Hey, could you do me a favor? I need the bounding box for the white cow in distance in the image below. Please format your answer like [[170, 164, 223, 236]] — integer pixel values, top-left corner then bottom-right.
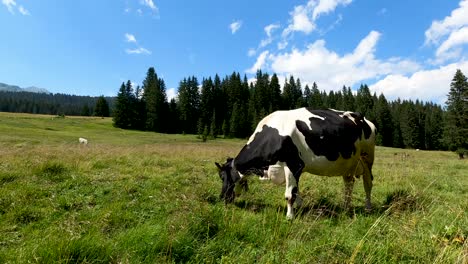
[[79, 137, 88, 145]]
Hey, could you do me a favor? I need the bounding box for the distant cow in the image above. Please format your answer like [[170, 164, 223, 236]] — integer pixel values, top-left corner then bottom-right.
[[78, 137, 88, 145], [215, 108, 377, 219]]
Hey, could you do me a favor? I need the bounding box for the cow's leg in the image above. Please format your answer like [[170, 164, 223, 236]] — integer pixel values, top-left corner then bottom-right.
[[284, 163, 303, 219], [362, 162, 373, 211], [259, 170, 270, 181], [342, 175, 355, 211], [284, 166, 297, 219]]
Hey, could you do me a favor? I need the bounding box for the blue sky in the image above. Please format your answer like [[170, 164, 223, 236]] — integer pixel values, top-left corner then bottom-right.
[[1, 0, 468, 104]]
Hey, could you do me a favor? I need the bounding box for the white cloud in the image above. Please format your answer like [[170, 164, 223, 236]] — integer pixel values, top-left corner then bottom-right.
[[167, 87, 177, 101], [436, 26, 468, 58], [2, 0, 16, 14], [230, 20, 242, 34], [247, 48, 256, 57], [125, 33, 137, 43], [281, 0, 352, 48], [278, 41, 288, 50], [283, 3, 316, 37], [260, 23, 280, 48], [425, 0, 468, 45], [265, 23, 280, 38], [246, 50, 270, 73], [141, 0, 157, 11], [377, 8, 387, 16], [312, 0, 352, 20], [124, 33, 151, 55], [125, 47, 151, 55], [370, 60, 468, 104], [2, 0, 29, 15], [18, 5, 29, 15], [424, 0, 468, 63], [249, 30, 420, 93]]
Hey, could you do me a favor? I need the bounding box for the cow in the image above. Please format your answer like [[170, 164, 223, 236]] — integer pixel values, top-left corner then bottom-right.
[[78, 137, 88, 145], [215, 108, 376, 219]]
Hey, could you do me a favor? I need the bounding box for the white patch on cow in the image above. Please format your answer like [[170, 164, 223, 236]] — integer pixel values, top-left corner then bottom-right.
[[339, 111, 358, 124], [247, 108, 325, 145]]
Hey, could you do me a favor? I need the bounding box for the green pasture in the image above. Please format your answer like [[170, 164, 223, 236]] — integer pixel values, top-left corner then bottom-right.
[[0, 112, 466, 263]]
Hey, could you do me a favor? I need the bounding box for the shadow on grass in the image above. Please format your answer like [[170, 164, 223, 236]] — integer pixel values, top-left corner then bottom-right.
[[204, 188, 423, 219], [234, 199, 268, 213]]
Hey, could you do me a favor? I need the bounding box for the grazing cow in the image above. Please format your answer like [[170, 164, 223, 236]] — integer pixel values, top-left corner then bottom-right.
[[215, 108, 376, 219], [78, 137, 88, 145]]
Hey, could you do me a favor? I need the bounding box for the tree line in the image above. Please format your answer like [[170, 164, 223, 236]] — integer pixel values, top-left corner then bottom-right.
[[113, 67, 468, 154], [0, 91, 112, 117]]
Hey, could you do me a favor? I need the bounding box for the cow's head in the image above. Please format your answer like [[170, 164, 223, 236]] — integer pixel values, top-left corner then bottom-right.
[[215, 158, 241, 203]]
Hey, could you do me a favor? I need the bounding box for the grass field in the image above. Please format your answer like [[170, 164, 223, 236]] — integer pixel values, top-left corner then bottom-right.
[[0, 112, 466, 263]]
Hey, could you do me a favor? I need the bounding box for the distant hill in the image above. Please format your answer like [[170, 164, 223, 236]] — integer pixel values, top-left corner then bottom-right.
[[0, 90, 115, 116], [0, 82, 50, 94]]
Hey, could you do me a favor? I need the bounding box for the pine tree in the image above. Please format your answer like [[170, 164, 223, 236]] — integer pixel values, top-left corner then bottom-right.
[[444, 69, 468, 158], [94, 95, 110, 117], [125, 80, 139, 129], [199, 77, 214, 135], [375, 94, 393, 146], [303, 84, 311, 107], [356, 84, 374, 119], [424, 103, 444, 150], [229, 102, 241, 137], [400, 101, 420, 148], [167, 98, 179, 134], [113, 82, 132, 128], [212, 74, 224, 136], [310, 82, 323, 109], [294, 78, 304, 108], [253, 70, 270, 117], [390, 99, 404, 148], [142, 67, 168, 133], [343, 86, 355, 111], [209, 110, 218, 138], [327, 90, 337, 109], [270, 73, 282, 111], [177, 76, 200, 134], [81, 104, 90, 116], [133, 85, 146, 130], [335, 89, 344, 110]]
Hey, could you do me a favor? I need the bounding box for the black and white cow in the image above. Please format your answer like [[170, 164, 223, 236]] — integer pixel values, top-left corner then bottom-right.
[[215, 108, 376, 219]]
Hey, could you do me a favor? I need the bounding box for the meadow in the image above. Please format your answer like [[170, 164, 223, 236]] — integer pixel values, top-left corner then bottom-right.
[[0, 112, 466, 263]]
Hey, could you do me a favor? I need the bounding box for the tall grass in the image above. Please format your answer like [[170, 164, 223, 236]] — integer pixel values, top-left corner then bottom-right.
[[0, 112, 466, 263]]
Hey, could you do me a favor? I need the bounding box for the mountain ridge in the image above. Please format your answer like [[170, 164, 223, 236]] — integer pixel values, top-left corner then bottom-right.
[[0, 82, 50, 94]]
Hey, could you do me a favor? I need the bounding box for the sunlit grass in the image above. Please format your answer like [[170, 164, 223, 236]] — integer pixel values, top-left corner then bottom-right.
[[0, 112, 466, 263]]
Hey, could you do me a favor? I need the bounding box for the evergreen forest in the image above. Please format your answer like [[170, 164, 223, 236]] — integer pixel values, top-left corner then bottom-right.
[[112, 67, 468, 154], [1, 67, 466, 155]]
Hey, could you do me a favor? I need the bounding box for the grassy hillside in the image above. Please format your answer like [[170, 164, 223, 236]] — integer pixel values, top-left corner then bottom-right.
[[0, 112, 466, 263]]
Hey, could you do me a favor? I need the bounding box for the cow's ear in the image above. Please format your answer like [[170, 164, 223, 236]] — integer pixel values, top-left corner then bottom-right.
[[215, 162, 222, 171]]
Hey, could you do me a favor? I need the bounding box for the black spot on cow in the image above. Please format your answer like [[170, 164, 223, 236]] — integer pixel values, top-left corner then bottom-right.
[[297, 109, 364, 161], [346, 111, 373, 139], [234, 125, 304, 177]]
